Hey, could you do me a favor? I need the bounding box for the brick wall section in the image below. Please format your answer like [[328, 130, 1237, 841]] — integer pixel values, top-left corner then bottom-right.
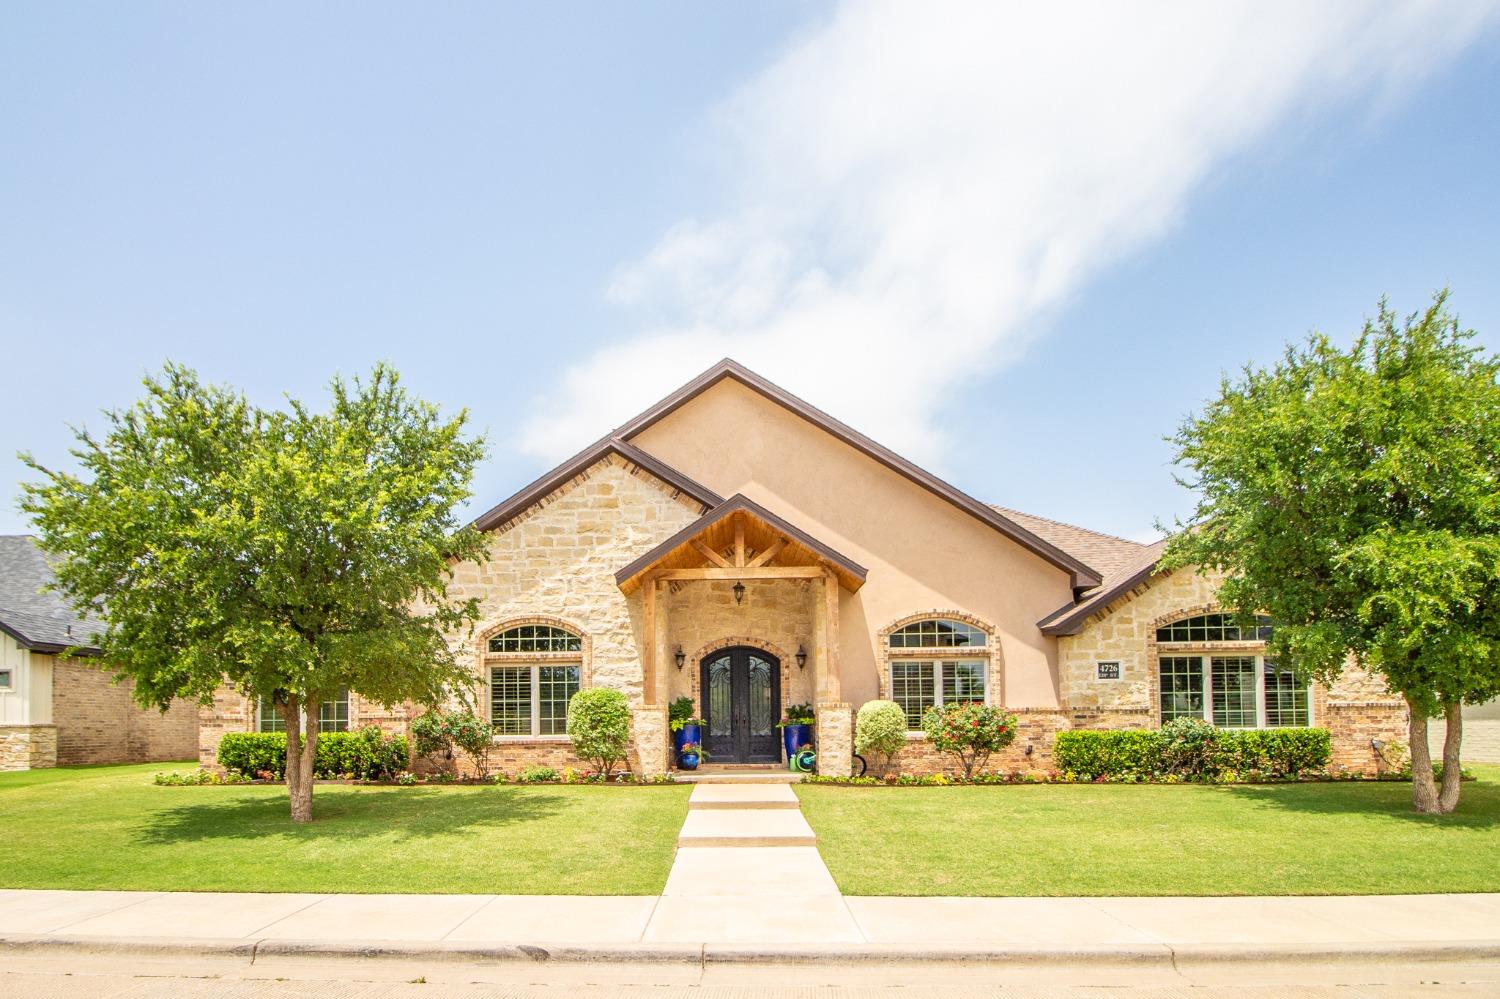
[[0, 724, 57, 771], [51, 658, 197, 766]]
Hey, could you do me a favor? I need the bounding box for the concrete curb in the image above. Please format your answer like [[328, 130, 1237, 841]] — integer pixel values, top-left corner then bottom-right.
[[3, 933, 1498, 968]]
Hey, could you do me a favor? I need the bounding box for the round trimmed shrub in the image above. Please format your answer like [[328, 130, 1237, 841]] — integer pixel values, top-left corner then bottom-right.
[[854, 699, 907, 775], [568, 688, 631, 777]]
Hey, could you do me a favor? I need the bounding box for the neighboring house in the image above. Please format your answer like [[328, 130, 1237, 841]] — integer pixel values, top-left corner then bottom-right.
[[199, 360, 1408, 776], [0, 536, 198, 771]]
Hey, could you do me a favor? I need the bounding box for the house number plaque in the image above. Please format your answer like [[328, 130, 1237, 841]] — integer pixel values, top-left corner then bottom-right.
[[1096, 661, 1121, 680]]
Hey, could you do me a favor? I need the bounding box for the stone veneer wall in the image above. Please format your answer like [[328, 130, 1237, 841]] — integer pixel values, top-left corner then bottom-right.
[[0, 724, 57, 771], [665, 578, 817, 719], [52, 658, 199, 766], [200, 453, 712, 775], [1055, 564, 1406, 773]]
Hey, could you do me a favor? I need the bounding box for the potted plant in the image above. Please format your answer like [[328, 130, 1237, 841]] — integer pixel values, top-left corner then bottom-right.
[[678, 741, 705, 771], [669, 695, 704, 763], [778, 703, 815, 765]]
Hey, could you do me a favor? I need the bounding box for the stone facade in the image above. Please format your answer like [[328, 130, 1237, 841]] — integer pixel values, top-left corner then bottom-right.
[[0, 724, 57, 771], [1055, 564, 1406, 774], [51, 659, 198, 766]]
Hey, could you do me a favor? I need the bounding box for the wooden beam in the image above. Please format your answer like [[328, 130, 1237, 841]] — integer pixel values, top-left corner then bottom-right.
[[691, 539, 733, 568], [734, 515, 746, 567], [642, 576, 657, 705], [745, 537, 787, 568], [656, 566, 826, 582], [654, 579, 670, 706]]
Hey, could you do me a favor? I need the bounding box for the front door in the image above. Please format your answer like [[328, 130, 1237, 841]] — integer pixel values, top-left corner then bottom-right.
[[700, 646, 781, 763]]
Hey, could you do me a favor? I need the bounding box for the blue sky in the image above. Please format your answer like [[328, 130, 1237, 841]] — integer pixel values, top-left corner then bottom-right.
[[3, 2, 1498, 541]]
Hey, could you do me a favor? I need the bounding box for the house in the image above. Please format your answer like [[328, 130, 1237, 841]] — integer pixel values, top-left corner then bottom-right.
[[198, 360, 1408, 776], [0, 535, 199, 771]]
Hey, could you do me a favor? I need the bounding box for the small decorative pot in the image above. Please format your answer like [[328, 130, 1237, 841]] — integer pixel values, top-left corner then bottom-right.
[[679, 752, 701, 771], [782, 724, 812, 765]]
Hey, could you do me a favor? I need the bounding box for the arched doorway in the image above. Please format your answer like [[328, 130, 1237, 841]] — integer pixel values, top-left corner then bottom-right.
[[700, 645, 781, 763]]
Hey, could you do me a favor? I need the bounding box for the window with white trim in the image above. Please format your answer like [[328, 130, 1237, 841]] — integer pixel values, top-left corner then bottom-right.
[[0, 668, 12, 690], [258, 688, 350, 733], [1157, 655, 1310, 728], [887, 618, 991, 729], [485, 624, 584, 737]]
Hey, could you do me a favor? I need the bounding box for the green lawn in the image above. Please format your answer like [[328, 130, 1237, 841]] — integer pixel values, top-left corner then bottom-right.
[[798, 765, 1500, 897], [0, 763, 691, 894]]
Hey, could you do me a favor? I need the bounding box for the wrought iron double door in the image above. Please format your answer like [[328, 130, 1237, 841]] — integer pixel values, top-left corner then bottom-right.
[[700, 646, 781, 763]]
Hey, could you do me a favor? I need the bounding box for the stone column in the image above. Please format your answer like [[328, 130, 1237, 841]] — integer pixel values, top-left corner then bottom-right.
[[631, 704, 669, 778], [0, 724, 57, 772], [814, 701, 853, 777]]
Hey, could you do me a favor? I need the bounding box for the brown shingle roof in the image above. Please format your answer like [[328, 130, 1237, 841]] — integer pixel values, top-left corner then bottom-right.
[[988, 506, 1149, 579], [1037, 538, 1169, 636]]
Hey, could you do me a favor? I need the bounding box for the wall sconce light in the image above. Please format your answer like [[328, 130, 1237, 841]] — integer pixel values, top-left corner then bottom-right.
[[674, 646, 686, 670], [732, 580, 746, 605], [795, 645, 807, 670]]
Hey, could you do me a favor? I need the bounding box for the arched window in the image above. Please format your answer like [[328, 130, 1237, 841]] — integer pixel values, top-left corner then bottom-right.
[[886, 617, 990, 729], [1155, 613, 1307, 729], [484, 623, 583, 736], [1155, 613, 1272, 643], [888, 618, 987, 649], [488, 624, 582, 654]]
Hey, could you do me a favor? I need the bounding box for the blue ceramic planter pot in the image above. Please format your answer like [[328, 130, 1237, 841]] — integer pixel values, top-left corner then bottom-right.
[[679, 753, 700, 770], [676, 724, 701, 752], [782, 724, 812, 764]]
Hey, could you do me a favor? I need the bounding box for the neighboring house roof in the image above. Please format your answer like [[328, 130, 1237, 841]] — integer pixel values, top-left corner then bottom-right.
[[0, 535, 104, 655], [1037, 539, 1169, 636], [614, 493, 869, 595], [609, 359, 1103, 588], [471, 437, 724, 533]]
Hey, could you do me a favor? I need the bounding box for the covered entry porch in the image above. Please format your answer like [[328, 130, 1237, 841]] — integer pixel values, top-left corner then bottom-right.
[[615, 494, 866, 772]]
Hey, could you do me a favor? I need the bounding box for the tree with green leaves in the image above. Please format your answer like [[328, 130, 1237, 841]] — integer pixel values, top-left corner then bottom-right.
[[21, 364, 488, 822], [1163, 293, 1500, 813]]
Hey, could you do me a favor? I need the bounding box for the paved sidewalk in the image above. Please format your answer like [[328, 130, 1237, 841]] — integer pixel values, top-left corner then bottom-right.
[[2, 888, 1497, 956]]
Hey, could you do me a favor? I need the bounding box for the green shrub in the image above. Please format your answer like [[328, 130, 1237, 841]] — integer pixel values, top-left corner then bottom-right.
[[1053, 729, 1163, 780], [217, 727, 408, 780], [854, 700, 907, 775], [921, 702, 1018, 779], [517, 765, 558, 783], [1224, 728, 1331, 778], [568, 688, 631, 777], [1158, 718, 1222, 779], [410, 710, 495, 777]]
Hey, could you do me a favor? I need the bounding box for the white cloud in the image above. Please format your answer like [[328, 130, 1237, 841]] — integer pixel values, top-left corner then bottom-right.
[[520, 0, 1497, 465]]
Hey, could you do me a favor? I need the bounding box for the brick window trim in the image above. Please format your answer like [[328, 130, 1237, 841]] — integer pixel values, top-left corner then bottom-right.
[[875, 609, 1002, 729]]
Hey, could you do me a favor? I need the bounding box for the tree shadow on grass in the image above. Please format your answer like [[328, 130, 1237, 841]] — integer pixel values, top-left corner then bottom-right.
[[1215, 776, 1500, 829], [133, 785, 571, 846]]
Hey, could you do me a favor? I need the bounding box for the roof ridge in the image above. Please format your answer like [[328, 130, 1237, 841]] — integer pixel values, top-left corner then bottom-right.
[[988, 505, 1144, 548]]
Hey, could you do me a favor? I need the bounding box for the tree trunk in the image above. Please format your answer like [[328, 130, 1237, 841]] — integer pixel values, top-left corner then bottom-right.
[[1437, 700, 1464, 814], [281, 695, 318, 824], [1406, 694, 1439, 814]]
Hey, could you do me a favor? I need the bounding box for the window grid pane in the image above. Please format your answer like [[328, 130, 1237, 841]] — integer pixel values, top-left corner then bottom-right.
[[538, 666, 579, 735], [889, 619, 987, 649], [892, 661, 935, 728], [1159, 656, 1204, 722], [1211, 656, 1258, 727], [319, 688, 350, 733], [258, 698, 285, 733], [1155, 613, 1273, 643], [0, 669, 12, 689], [491, 667, 533, 735], [942, 660, 986, 704], [488, 624, 582, 654], [1264, 662, 1310, 727]]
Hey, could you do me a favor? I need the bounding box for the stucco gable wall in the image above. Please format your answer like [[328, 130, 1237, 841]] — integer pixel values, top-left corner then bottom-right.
[[628, 379, 1076, 709]]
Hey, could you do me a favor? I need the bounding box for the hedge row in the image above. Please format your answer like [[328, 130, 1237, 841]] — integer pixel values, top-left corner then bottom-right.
[[217, 727, 409, 780], [1053, 725, 1331, 780]]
